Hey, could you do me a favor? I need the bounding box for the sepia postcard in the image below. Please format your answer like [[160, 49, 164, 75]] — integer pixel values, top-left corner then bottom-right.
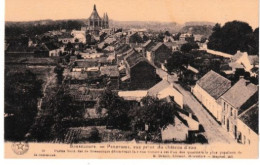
[[3, 0, 259, 159]]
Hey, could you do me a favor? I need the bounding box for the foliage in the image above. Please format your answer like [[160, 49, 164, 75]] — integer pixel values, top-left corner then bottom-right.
[[5, 70, 43, 141], [54, 65, 64, 84], [180, 42, 199, 52], [208, 21, 258, 55], [128, 96, 178, 132], [87, 127, 101, 142], [97, 89, 131, 130]]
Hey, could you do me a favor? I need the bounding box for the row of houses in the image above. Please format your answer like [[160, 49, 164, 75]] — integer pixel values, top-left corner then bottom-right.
[[118, 79, 201, 142], [192, 70, 258, 145]]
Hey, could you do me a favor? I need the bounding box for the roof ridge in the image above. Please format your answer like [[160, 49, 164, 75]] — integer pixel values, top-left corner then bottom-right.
[[238, 102, 258, 118]]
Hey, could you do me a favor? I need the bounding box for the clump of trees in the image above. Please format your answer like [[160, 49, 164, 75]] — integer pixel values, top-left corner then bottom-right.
[[97, 89, 130, 130], [208, 21, 259, 55], [5, 70, 43, 141], [128, 96, 178, 133], [180, 42, 199, 52]]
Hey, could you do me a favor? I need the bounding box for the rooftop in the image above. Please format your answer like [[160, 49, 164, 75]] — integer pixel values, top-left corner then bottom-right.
[[148, 80, 170, 97], [221, 78, 258, 111], [238, 103, 258, 134], [197, 70, 231, 100], [100, 65, 119, 77]]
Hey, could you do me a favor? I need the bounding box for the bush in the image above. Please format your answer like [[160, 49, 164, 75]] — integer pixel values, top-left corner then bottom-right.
[[88, 127, 101, 142]]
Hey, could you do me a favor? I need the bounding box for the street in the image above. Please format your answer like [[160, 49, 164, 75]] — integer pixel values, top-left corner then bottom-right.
[[157, 68, 236, 144]]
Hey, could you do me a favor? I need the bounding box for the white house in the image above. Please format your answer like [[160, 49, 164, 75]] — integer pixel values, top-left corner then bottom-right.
[[118, 90, 148, 101], [71, 30, 86, 43], [192, 70, 231, 122], [230, 50, 259, 76], [148, 80, 183, 109], [161, 115, 189, 142]]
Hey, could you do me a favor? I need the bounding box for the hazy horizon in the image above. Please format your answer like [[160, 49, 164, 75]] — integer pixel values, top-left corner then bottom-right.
[[5, 0, 259, 28]]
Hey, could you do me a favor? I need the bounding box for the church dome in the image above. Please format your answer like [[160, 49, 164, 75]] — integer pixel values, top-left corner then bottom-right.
[[89, 5, 101, 20]]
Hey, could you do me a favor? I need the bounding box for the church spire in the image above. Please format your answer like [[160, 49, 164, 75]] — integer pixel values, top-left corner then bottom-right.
[[93, 4, 96, 11]]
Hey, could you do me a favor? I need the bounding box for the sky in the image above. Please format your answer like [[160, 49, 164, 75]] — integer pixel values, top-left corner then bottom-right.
[[5, 0, 259, 28]]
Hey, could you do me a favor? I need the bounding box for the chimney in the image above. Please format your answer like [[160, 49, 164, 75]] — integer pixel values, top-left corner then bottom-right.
[[245, 80, 250, 86], [189, 113, 192, 118]]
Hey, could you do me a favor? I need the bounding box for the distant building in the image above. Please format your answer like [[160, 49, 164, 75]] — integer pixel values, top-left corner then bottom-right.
[[229, 50, 259, 77], [220, 78, 258, 140], [122, 49, 158, 90], [58, 33, 75, 44], [100, 65, 120, 89], [71, 30, 86, 44], [148, 42, 171, 67], [192, 70, 232, 122], [87, 4, 109, 34]]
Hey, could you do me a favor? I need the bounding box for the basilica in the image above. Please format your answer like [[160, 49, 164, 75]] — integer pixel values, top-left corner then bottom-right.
[[87, 4, 109, 32]]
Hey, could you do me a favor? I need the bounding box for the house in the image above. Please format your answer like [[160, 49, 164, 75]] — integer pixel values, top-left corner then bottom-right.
[[148, 42, 171, 67], [147, 80, 183, 109], [71, 30, 86, 43], [122, 49, 158, 90], [58, 33, 75, 44], [72, 60, 99, 72], [192, 70, 231, 122], [35, 42, 63, 57], [229, 50, 259, 76], [126, 32, 143, 45], [118, 90, 148, 101], [194, 34, 203, 42], [161, 115, 189, 142], [142, 40, 156, 56], [237, 103, 258, 145], [163, 35, 175, 43], [100, 65, 120, 89], [220, 78, 258, 139]]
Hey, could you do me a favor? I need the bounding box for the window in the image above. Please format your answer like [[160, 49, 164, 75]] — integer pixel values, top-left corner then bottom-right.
[[230, 107, 233, 116], [224, 102, 226, 111], [244, 135, 246, 144]]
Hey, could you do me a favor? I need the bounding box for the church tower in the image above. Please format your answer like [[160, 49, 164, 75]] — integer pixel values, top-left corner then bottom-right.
[[87, 4, 109, 33]]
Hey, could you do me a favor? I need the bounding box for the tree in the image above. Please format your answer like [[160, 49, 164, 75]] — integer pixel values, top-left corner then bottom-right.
[[54, 65, 64, 84], [208, 21, 255, 54], [181, 42, 199, 52], [88, 127, 101, 142], [97, 89, 130, 130], [5, 70, 43, 141], [128, 96, 178, 132]]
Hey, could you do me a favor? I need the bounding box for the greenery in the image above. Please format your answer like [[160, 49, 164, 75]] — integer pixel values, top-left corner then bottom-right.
[[97, 89, 130, 130], [180, 42, 199, 52], [208, 21, 259, 55], [5, 70, 43, 141], [128, 96, 178, 132]]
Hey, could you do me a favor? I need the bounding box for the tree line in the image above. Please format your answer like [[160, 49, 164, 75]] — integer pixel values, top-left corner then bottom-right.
[[207, 21, 259, 55]]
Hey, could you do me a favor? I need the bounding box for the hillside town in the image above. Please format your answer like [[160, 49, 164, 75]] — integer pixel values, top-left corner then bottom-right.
[[5, 5, 259, 145]]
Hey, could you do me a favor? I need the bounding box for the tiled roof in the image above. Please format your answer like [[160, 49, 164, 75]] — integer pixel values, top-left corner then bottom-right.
[[221, 78, 258, 110], [124, 49, 147, 68], [197, 70, 231, 99], [151, 42, 163, 52], [238, 103, 258, 134], [100, 65, 119, 77], [74, 60, 98, 68], [148, 80, 170, 97]]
